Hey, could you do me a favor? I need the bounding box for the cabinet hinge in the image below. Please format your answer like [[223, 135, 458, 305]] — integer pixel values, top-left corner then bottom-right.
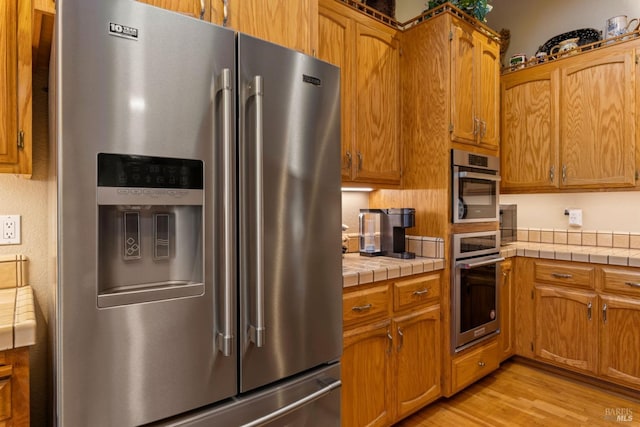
[[636, 170, 639, 181], [449, 123, 454, 132], [449, 30, 453, 41], [530, 342, 534, 352], [636, 55, 639, 65], [531, 290, 534, 300], [17, 130, 24, 150]]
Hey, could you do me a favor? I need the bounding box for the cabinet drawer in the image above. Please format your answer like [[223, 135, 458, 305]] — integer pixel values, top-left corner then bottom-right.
[[452, 341, 499, 391], [343, 285, 389, 328], [535, 261, 595, 289], [393, 274, 440, 312], [602, 267, 640, 297]]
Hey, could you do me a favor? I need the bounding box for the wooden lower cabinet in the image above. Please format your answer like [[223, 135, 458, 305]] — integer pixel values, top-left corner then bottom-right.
[[534, 285, 598, 374], [342, 320, 393, 427], [451, 340, 499, 391], [599, 294, 640, 388], [515, 258, 640, 392], [0, 347, 30, 426], [341, 273, 442, 426], [393, 306, 440, 420]]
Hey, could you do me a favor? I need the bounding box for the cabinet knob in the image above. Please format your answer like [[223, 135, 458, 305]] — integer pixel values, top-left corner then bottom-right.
[[478, 361, 486, 367]]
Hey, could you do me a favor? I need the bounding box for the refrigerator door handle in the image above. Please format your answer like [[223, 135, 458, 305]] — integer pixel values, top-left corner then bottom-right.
[[239, 378, 341, 427], [216, 68, 234, 357], [248, 75, 266, 348]]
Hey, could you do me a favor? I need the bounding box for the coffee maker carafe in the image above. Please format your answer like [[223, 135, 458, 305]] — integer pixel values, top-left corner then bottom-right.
[[359, 208, 416, 259]]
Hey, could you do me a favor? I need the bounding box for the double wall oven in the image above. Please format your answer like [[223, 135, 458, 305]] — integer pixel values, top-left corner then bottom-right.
[[451, 150, 503, 352]]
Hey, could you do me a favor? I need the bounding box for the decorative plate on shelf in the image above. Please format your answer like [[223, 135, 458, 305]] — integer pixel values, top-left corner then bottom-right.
[[536, 28, 602, 55]]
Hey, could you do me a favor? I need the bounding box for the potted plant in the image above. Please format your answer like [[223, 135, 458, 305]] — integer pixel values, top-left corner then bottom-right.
[[425, 0, 493, 22]]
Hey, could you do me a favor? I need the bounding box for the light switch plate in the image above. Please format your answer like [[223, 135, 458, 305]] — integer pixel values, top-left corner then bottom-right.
[[0, 215, 21, 245]]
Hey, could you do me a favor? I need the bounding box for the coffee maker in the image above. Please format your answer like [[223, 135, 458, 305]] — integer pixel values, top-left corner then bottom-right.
[[359, 208, 416, 259]]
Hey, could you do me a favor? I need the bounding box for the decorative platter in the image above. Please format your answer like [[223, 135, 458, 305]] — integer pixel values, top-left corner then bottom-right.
[[536, 28, 602, 55]]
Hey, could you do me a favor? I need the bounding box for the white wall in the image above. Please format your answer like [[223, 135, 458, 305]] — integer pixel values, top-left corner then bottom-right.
[[0, 69, 50, 426], [342, 191, 369, 232], [488, 0, 640, 64], [395, 0, 427, 22]]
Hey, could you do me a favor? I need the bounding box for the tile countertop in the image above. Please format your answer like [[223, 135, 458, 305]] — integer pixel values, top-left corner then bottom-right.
[[501, 241, 640, 267], [342, 253, 445, 288], [0, 255, 36, 351]]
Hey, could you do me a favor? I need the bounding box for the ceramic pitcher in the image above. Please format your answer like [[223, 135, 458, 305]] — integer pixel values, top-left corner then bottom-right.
[[606, 15, 640, 39]]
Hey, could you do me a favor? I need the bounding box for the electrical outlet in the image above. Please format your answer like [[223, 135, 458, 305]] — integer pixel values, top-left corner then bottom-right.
[[0, 215, 21, 245]]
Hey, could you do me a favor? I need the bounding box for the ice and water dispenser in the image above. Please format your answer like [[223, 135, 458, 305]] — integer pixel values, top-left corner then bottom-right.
[[97, 153, 205, 307]]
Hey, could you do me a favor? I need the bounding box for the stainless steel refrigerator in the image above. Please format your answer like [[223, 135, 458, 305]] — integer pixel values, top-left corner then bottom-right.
[[50, 1, 342, 425]]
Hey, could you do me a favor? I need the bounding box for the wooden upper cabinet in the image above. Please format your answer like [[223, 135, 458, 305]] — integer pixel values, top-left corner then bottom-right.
[[560, 50, 636, 188], [501, 66, 559, 191], [450, 22, 476, 145], [501, 42, 638, 192], [138, 0, 211, 20], [534, 285, 598, 375], [450, 19, 500, 151], [0, 0, 31, 176], [353, 22, 400, 184], [318, 0, 400, 186], [318, 5, 352, 181], [211, 0, 317, 55]]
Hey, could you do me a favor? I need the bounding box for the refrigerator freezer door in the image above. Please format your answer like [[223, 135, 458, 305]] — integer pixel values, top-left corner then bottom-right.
[[238, 34, 343, 392], [154, 364, 341, 426], [55, 1, 236, 425]]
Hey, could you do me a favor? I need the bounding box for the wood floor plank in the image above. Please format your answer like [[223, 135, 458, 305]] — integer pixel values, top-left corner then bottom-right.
[[395, 360, 640, 426]]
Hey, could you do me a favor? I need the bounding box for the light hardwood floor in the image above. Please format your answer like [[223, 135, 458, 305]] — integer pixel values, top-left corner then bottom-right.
[[396, 359, 640, 426]]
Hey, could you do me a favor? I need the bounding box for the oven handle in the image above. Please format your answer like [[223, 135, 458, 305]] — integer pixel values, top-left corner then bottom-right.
[[457, 257, 505, 269], [457, 171, 502, 182]]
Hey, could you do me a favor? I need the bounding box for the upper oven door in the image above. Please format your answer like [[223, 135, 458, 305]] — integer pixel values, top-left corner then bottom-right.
[[453, 165, 500, 223]]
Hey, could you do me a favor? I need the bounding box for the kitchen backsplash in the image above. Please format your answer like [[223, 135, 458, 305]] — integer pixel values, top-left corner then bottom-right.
[[516, 228, 640, 249], [343, 234, 445, 258]]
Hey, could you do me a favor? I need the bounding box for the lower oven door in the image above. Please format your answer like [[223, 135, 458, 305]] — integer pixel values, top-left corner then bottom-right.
[[453, 255, 504, 351]]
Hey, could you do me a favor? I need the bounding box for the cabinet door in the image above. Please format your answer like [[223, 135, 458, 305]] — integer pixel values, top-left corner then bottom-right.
[[342, 320, 392, 427], [599, 294, 640, 388], [211, 0, 316, 55], [535, 285, 597, 374], [498, 259, 514, 361], [450, 21, 476, 145], [353, 22, 400, 185], [560, 51, 635, 188], [393, 305, 441, 420], [501, 67, 559, 191], [476, 34, 500, 150], [318, 5, 353, 181], [137, 0, 210, 20], [0, 0, 17, 167]]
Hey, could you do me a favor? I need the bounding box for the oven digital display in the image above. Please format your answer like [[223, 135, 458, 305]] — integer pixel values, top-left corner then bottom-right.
[[459, 235, 497, 254]]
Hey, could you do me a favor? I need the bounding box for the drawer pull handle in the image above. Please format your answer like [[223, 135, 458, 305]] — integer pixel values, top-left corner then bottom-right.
[[625, 281, 640, 288], [587, 301, 592, 320], [387, 330, 393, 355], [352, 304, 372, 312], [413, 288, 429, 296], [603, 303, 608, 323], [478, 361, 486, 367], [551, 272, 573, 279]]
